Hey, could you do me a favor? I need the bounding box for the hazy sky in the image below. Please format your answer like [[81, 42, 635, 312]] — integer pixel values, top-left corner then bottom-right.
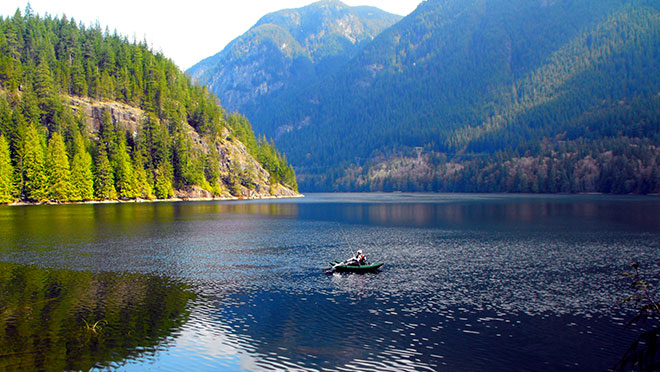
[[0, 1, 421, 70]]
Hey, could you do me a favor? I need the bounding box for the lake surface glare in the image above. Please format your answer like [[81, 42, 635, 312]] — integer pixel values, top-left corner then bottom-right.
[[0, 193, 659, 371]]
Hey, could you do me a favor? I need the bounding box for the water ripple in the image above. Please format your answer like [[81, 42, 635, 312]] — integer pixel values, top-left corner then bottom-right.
[[1, 195, 659, 371]]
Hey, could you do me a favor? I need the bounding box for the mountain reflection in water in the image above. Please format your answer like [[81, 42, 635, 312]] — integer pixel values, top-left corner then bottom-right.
[[0, 193, 658, 371]]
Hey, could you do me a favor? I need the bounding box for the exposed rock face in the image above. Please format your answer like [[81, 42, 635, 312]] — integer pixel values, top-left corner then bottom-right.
[[67, 96, 298, 199], [174, 185, 214, 199], [68, 96, 143, 136]]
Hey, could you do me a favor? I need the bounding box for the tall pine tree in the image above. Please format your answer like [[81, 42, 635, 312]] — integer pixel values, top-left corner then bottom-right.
[[93, 143, 116, 200], [153, 160, 173, 199], [34, 58, 56, 112], [46, 132, 72, 201], [132, 146, 153, 199], [0, 135, 15, 203], [113, 134, 135, 199], [22, 125, 48, 202], [69, 131, 94, 201]]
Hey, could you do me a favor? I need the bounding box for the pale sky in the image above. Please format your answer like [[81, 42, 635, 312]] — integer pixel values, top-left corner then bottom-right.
[[0, 0, 421, 70]]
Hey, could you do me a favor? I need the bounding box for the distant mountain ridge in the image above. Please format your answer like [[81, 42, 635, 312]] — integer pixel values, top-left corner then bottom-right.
[[187, 0, 401, 114], [191, 0, 660, 194]]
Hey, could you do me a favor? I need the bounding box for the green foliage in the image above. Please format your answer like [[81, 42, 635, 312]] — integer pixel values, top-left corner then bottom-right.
[[46, 132, 72, 201], [0, 8, 297, 203], [0, 135, 15, 203], [112, 135, 135, 199], [69, 131, 94, 201], [131, 147, 153, 199], [187, 0, 401, 114], [34, 58, 57, 117], [255, 137, 297, 192], [22, 125, 48, 201], [203, 146, 222, 194], [141, 113, 170, 171], [93, 144, 116, 200], [213, 0, 660, 193], [0, 262, 194, 371], [153, 160, 173, 199], [226, 164, 242, 197], [172, 124, 203, 187], [226, 113, 298, 191]]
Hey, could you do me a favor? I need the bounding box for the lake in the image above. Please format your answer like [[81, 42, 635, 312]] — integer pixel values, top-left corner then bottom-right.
[[0, 193, 658, 371]]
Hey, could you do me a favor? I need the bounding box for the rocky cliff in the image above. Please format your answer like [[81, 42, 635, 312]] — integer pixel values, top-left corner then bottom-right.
[[67, 96, 298, 199]]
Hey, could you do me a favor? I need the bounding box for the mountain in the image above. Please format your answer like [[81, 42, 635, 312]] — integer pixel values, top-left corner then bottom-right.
[[0, 8, 297, 204], [186, 0, 401, 123], [199, 0, 660, 194]]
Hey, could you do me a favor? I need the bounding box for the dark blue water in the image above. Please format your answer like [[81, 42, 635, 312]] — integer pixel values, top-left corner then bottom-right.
[[0, 193, 658, 371]]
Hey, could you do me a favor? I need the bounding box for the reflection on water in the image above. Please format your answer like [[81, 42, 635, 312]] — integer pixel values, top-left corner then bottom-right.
[[295, 193, 660, 231], [0, 262, 193, 371], [0, 194, 659, 371], [167, 289, 639, 372]]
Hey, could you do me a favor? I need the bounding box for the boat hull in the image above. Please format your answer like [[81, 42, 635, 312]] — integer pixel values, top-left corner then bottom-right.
[[329, 261, 383, 273]]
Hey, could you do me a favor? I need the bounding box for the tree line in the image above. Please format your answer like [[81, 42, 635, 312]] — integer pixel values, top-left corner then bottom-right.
[[0, 6, 296, 203], [242, 0, 660, 193], [300, 136, 660, 194]]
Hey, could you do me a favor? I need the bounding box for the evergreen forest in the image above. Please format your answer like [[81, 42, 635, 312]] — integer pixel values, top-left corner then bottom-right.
[[0, 6, 297, 204], [212, 0, 660, 194]]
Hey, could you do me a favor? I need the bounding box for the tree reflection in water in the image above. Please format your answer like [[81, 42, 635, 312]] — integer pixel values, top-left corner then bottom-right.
[[0, 262, 194, 371]]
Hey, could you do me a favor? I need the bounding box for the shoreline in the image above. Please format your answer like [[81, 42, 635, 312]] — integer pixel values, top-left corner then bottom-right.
[[5, 193, 304, 207]]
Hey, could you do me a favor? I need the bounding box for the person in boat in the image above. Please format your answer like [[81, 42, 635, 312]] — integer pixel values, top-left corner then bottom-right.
[[346, 249, 367, 266], [356, 249, 366, 264]]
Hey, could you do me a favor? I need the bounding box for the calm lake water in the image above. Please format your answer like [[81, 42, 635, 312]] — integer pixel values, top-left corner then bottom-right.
[[0, 193, 659, 371]]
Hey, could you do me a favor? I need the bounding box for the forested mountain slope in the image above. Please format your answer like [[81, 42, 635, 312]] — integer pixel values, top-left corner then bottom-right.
[[187, 0, 401, 125], [212, 0, 660, 193], [0, 7, 297, 204]]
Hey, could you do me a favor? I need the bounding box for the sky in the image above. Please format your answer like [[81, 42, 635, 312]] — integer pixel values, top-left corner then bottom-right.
[[0, 0, 421, 70]]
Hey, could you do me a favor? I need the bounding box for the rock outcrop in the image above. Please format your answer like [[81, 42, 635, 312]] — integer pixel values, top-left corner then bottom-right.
[[67, 96, 299, 200]]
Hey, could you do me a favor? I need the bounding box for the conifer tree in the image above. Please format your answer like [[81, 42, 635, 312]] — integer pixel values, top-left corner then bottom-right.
[[0, 96, 14, 141], [153, 160, 173, 199], [99, 110, 117, 158], [93, 143, 116, 200], [86, 62, 100, 99], [34, 58, 56, 110], [20, 81, 42, 125], [22, 125, 48, 201], [132, 147, 153, 199], [173, 126, 203, 187], [0, 135, 15, 203], [70, 56, 87, 96], [46, 132, 72, 201], [141, 113, 174, 198], [9, 110, 27, 193], [70, 131, 94, 201], [0, 10, 303, 201], [113, 134, 135, 198], [144, 113, 170, 168]]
